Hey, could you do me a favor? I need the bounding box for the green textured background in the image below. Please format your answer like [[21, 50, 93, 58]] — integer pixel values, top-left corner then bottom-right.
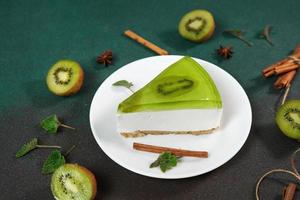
[[1, 0, 300, 199]]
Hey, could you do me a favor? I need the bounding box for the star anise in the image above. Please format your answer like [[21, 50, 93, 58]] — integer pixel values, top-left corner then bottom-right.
[[216, 45, 233, 59], [97, 50, 113, 66]]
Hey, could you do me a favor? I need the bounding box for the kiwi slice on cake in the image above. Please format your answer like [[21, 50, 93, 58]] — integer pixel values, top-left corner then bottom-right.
[[46, 60, 84, 96], [178, 9, 215, 43], [276, 100, 300, 139], [51, 164, 97, 200]]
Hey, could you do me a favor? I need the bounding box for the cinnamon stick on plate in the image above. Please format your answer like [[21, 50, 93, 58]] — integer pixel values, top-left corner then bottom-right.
[[133, 142, 208, 158]]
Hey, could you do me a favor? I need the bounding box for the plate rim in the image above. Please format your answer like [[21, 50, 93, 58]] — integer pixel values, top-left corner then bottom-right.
[[89, 55, 252, 179]]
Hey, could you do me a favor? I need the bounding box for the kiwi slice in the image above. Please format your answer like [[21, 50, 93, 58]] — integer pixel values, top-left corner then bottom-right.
[[46, 60, 84, 96], [51, 164, 97, 200], [276, 100, 300, 139], [178, 9, 215, 42], [155, 76, 195, 96]]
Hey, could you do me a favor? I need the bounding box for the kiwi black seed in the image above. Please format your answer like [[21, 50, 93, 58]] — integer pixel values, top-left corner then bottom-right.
[[51, 164, 97, 200], [156, 76, 194, 96], [46, 60, 84, 96], [178, 10, 215, 43], [275, 100, 300, 139]]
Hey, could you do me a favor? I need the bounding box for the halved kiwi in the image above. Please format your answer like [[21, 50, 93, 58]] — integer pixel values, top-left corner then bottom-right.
[[178, 9, 215, 43], [276, 100, 300, 139], [46, 60, 84, 96], [51, 163, 97, 200]]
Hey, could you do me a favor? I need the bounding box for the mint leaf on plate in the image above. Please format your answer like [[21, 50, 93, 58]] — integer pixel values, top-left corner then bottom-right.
[[150, 152, 179, 172], [112, 80, 134, 93]]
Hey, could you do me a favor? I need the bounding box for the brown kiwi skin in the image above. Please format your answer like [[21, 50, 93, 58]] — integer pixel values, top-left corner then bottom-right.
[[201, 19, 215, 42], [64, 67, 84, 96], [48, 66, 84, 97], [76, 164, 97, 200]]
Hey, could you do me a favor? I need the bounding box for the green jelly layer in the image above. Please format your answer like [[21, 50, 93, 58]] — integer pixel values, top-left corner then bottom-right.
[[118, 56, 222, 113]]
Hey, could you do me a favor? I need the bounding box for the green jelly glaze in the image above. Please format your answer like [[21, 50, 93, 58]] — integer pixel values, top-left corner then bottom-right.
[[118, 56, 222, 113]]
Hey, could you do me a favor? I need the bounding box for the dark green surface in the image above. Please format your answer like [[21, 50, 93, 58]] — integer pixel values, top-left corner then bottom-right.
[[1, 0, 300, 199]]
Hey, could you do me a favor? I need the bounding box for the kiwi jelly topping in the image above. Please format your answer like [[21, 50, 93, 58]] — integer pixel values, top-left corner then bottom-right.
[[118, 56, 222, 113]]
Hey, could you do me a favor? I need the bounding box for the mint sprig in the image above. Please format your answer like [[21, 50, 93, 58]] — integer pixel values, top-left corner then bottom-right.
[[112, 80, 134, 93], [150, 152, 180, 172], [16, 138, 38, 158], [42, 150, 66, 174], [41, 114, 75, 134], [15, 138, 61, 158], [259, 25, 273, 46], [223, 29, 253, 47]]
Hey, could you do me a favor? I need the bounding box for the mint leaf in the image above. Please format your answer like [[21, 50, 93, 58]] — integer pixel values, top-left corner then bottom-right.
[[15, 138, 61, 158], [150, 157, 161, 168], [113, 80, 133, 88], [149, 152, 179, 173], [41, 114, 74, 134], [41, 114, 60, 134], [112, 80, 134, 93], [16, 138, 38, 158], [259, 25, 273, 46], [42, 150, 65, 174]]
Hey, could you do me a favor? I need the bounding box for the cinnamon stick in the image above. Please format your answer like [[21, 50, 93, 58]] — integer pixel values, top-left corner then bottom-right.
[[262, 44, 300, 76], [282, 183, 297, 200], [133, 142, 208, 158], [263, 70, 275, 78], [274, 70, 297, 89], [275, 65, 299, 75], [124, 30, 168, 55], [294, 45, 300, 55], [274, 61, 297, 70], [262, 58, 290, 75]]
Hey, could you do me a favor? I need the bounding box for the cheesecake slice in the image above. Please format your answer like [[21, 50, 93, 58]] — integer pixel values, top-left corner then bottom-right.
[[117, 56, 222, 138]]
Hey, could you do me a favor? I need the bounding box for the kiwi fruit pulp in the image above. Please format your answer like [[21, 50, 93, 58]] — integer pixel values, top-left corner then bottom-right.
[[178, 9, 215, 43], [51, 164, 97, 200], [155, 76, 194, 96], [276, 100, 300, 139], [47, 60, 84, 96]]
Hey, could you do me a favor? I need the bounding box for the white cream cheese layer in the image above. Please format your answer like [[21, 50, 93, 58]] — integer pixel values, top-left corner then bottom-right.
[[117, 109, 223, 132]]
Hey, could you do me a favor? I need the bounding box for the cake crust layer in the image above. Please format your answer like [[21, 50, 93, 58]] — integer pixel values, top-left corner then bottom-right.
[[121, 127, 217, 138]]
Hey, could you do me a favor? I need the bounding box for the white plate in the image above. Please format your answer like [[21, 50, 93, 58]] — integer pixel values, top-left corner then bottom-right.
[[90, 55, 252, 179]]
